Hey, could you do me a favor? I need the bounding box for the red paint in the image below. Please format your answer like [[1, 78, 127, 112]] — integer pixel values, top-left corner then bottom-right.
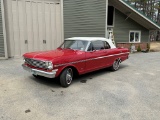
[[23, 47, 129, 77]]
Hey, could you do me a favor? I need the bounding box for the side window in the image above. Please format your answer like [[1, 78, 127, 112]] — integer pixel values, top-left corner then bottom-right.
[[104, 41, 111, 49], [87, 43, 93, 51], [92, 41, 104, 50]]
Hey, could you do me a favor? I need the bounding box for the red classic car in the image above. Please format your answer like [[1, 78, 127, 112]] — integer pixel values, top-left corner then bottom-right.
[[22, 37, 129, 87]]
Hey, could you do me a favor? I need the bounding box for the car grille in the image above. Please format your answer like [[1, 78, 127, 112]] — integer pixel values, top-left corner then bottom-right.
[[25, 58, 47, 69]]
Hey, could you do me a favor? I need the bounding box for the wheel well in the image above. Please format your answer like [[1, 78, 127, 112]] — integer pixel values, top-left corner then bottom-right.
[[62, 66, 79, 78]]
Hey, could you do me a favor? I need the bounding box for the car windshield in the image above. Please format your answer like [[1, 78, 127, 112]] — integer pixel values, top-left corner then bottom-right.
[[60, 40, 89, 51]]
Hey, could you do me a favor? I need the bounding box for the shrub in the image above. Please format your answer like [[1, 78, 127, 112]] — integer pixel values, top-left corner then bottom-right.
[[146, 43, 150, 51], [137, 45, 141, 52]]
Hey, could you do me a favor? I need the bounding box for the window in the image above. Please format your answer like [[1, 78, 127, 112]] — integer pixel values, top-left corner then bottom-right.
[[129, 31, 141, 43], [108, 6, 115, 26], [92, 41, 104, 50], [87, 41, 110, 51], [87, 43, 93, 51], [60, 40, 88, 51]]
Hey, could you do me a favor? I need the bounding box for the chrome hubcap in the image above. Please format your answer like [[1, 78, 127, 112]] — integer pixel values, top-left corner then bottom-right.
[[66, 68, 73, 84], [113, 60, 119, 70]]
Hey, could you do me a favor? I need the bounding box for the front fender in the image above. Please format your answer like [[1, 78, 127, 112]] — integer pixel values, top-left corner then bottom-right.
[[55, 64, 79, 77]]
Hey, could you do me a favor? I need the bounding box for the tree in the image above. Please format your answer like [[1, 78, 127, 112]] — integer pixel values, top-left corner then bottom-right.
[[126, 0, 160, 24]]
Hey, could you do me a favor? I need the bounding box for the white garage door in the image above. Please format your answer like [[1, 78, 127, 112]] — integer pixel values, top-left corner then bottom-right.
[[5, 0, 63, 57]]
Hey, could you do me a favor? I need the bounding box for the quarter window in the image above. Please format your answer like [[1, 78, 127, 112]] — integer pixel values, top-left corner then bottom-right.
[[129, 31, 141, 43]]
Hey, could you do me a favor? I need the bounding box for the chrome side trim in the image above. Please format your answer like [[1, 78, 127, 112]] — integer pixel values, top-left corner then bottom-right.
[[55, 52, 129, 67], [22, 64, 58, 78]]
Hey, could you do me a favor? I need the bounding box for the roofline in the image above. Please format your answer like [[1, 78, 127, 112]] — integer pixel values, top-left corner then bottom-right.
[[119, 0, 160, 30]]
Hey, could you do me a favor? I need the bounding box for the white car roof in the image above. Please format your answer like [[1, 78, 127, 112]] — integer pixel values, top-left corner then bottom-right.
[[65, 37, 116, 49], [66, 37, 108, 41]]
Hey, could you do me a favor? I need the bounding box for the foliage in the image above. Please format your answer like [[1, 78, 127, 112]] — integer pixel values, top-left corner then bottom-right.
[[126, 0, 160, 41], [127, 0, 160, 24], [147, 43, 150, 49], [137, 45, 141, 52]]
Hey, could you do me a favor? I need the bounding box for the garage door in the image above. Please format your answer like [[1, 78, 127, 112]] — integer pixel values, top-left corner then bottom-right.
[[5, 0, 63, 57]]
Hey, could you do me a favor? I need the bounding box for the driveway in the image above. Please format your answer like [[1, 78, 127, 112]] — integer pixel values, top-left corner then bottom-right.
[[0, 52, 160, 120]]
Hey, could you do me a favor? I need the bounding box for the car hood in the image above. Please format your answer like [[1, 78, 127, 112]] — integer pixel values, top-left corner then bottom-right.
[[23, 49, 77, 61]]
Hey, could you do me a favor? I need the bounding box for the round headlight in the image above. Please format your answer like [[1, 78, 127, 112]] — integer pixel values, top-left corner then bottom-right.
[[23, 57, 25, 62], [45, 61, 53, 70]]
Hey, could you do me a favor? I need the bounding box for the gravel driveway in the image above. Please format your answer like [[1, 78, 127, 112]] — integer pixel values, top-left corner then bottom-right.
[[0, 52, 160, 120]]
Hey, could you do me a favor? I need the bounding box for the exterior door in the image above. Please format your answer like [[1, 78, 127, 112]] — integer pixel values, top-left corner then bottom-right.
[[85, 41, 108, 72], [5, 0, 63, 57]]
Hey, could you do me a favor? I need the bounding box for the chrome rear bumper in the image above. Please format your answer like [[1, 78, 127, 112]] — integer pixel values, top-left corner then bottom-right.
[[22, 64, 58, 78]]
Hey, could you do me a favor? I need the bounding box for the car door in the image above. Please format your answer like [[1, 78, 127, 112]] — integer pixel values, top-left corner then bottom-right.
[[102, 41, 114, 67], [85, 40, 108, 72]]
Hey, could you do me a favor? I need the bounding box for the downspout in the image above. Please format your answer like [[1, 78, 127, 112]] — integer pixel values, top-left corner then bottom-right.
[[60, 0, 64, 41], [105, 0, 108, 38]]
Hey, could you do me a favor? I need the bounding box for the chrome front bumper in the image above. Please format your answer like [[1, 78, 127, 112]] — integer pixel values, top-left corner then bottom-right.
[[22, 64, 58, 78]]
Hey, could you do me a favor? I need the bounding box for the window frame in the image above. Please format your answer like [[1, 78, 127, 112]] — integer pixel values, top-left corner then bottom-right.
[[129, 30, 141, 43]]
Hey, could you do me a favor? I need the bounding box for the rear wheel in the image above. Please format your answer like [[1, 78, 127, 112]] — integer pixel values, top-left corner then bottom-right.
[[111, 60, 120, 71], [60, 68, 73, 87]]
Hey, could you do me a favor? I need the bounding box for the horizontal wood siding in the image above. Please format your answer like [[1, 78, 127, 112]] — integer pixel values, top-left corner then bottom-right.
[[63, 0, 106, 38], [114, 9, 149, 43], [0, 0, 5, 57]]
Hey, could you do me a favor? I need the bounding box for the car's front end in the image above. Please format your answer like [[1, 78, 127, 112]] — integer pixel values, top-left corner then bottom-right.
[[22, 55, 58, 78]]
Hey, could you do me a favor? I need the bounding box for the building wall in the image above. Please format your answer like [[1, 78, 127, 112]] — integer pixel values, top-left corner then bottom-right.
[[114, 9, 149, 43], [63, 0, 106, 39], [0, 0, 5, 58], [4, 0, 63, 58]]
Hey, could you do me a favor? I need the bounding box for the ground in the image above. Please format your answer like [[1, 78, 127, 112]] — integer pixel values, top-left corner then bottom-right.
[[0, 52, 160, 120]]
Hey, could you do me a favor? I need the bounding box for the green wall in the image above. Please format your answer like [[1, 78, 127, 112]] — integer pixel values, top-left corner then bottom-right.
[[114, 9, 149, 43], [63, 0, 106, 39]]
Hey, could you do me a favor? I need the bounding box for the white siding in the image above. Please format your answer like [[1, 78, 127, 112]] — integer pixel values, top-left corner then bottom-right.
[[4, 0, 63, 58]]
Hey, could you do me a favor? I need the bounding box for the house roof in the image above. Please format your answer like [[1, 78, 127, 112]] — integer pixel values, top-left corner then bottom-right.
[[109, 0, 160, 30]]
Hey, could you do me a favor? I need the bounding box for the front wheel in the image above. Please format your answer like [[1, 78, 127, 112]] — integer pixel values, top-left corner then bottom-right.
[[60, 68, 73, 87], [111, 60, 120, 71]]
